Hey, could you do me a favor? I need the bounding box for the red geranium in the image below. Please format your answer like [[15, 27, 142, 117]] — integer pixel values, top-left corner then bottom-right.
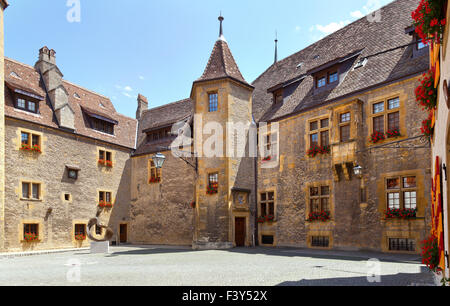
[[412, 0, 447, 44]]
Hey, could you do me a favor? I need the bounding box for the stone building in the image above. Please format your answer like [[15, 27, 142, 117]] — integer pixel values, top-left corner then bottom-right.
[[429, 0, 450, 277], [1, 45, 137, 252], [131, 0, 432, 253]]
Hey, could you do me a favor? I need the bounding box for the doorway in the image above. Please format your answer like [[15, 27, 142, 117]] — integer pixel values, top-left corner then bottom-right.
[[119, 224, 127, 244], [235, 217, 246, 247]]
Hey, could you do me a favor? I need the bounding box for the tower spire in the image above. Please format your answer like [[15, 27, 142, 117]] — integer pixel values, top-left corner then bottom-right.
[[218, 13, 225, 41], [274, 31, 278, 64]]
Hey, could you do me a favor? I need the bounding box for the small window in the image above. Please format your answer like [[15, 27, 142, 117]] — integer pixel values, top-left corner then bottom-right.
[[68, 169, 78, 180], [339, 112, 351, 142], [340, 113, 351, 123], [64, 194, 71, 201], [23, 224, 39, 240], [75, 224, 86, 236], [260, 191, 275, 217], [208, 93, 218, 112], [389, 238, 415, 252], [15, 97, 39, 114], [22, 182, 41, 200], [373, 102, 385, 114], [261, 235, 274, 245], [388, 97, 400, 110], [386, 176, 418, 211], [329, 71, 338, 83], [17, 98, 26, 109], [311, 236, 329, 248], [317, 77, 326, 88], [274, 91, 283, 105]]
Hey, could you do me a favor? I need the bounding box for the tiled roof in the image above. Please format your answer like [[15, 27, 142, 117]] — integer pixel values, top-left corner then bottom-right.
[[4, 58, 137, 149], [196, 38, 251, 87], [252, 0, 429, 123], [134, 98, 193, 156]]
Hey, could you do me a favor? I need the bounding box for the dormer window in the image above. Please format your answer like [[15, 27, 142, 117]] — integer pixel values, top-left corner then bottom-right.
[[10, 71, 21, 79], [73, 92, 81, 99], [15, 96, 39, 114], [317, 77, 326, 88], [329, 71, 338, 83], [274, 90, 283, 105], [82, 107, 117, 136]]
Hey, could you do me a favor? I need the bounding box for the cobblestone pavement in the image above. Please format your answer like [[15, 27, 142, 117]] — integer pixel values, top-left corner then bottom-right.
[[0, 245, 436, 286]]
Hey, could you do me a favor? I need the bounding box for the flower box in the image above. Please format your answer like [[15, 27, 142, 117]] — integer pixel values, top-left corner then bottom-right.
[[98, 201, 112, 208], [206, 183, 218, 195], [307, 145, 331, 158], [386, 129, 401, 138], [385, 208, 417, 219], [262, 156, 272, 162], [20, 144, 41, 153], [98, 159, 106, 165], [23, 233, 39, 242], [370, 131, 385, 144], [105, 160, 113, 167], [75, 234, 86, 241], [149, 176, 161, 184], [257, 217, 266, 224], [265, 215, 275, 222], [307, 211, 331, 222]]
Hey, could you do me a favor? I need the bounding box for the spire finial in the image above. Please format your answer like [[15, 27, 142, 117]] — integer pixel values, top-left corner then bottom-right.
[[218, 13, 224, 38], [274, 31, 278, 64]]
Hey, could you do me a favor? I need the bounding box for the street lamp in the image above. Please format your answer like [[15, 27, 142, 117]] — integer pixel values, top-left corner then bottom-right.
[[353, 165, 363, 177], [152, 153, 166, 169]]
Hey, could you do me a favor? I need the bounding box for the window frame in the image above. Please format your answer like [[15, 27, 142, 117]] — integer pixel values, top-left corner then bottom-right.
[[308, 117, 330, 149], [309, 185, 331, 214], [148, 159, 162, 183], [259, 191, 275, 218], [385, 176, 418, 211], [208, 92, 219, 113], [370, 96, 401, 137], [21, 181, 41, 200], [339, 112, 351, 143], [15, 95, 40, 114]]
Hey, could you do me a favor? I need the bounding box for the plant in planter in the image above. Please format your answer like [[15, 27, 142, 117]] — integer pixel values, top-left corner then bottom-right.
[[257, 217, 266, 224], [98, 200, 106, 208], [149, 176, 161, 184], [105, 160, 113, 167], [416, 69, 437, 111], [98, 159, 106, 165], [386, 129, 401, 138], [190, 201, 196, 209], [75, 234, 86, 241], [412, 0, 447, 44], [370, 131, 386, 144], [385, 208, 417, 219], [421, 111, 434, 138], [20, 143, 32, 151], [32, 144, 42, 153], [307, 211, 331, 222], [307, 144, 331, 158], [421, 235, 442, 272], [24, 233, 39, 242], [104, 202, 113, 208], [206, 183, 219, 195], [265, 215, 275, 222], [262, 156, 272, 162]]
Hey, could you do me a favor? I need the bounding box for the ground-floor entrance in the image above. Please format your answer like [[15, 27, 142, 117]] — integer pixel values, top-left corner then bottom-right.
[[235, 217, 246, 247]]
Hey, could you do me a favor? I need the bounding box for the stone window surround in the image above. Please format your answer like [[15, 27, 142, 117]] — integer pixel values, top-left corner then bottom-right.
[[20, 220, 43, 243], [20, 180, 43, 201], [262, 131, 278, 160], [368, 95, 402, 140], [258, 189, 277, 222], [385, 175, 418, 211], [339, 111, 351, 143], [307, 115, 330, 150], [97, 147, 114, 168], [18, 128, 43, 153], [208, 91, 219, 113], [305, 181, 334, 222], [98, 190, 114, 204], [307, 231, 333, 249], [148, 158, 162, 183], [72, 220, 88, 242]]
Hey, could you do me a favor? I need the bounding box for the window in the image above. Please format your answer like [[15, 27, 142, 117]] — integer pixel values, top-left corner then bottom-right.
[[15, 97, 39, 114], [23, 224, 39, 239], [98, 191, 112, 203], [386, 176, 417, 210], [317, 77, 326, 88], [329, 71, 338, 83], [260, 192, 275, 217], [68, 169, 78, 180], [311, 236, 329, 248], [91, 118, 114, 135], [310, 185, 330, 213], [389, 238, 416, 252], [263, 132, 278, 160], [99, 150, 112, 164], [20, 131, 41, 149], [339, 112, 351, 142], [274, 90, 283, 105], [64, 194, 71, 201], [371, 97, 400, 135], [208, 173, 218, 188], [261, 235, 274, 245], [148, 159, 162, 183], [309, 118, 330, 148], [75, 224, 86, 236], [208, 93, 218, 112], [21, 182, 41, 200]]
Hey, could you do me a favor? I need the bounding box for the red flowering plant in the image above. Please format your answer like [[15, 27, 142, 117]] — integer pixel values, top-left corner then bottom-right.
[[104, 202, 113, 208], [386, 129, 401, 138], [257, 216, 266, 224], [385, 208, 417, 219], [105, 160, 113, 167], [421, 111, 434, 138], [98, 200, 106, 208], [421, 235, 442, 272], [412, 0, 447, 44], [75, 234, 86, 241], [206, 183, 219, 195], [98, 159, 106, 165], [415, 69, 437, 111], [32, 144, 42, 153], [190, 201, 196, 209], [307, 211, 331, 222], [370, 131, 386, 144], [20, 143, 32, 151], [23, 233, 39, 242], [262, 156, 272, 162], [307, 144, 331, 158], [265, 215, 275, 222], [149, 176, 161, 184]]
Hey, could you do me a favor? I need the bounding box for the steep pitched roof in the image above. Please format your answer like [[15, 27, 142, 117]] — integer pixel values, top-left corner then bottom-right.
[[134, 98, 193, 156], [4, 58, 137, 149], [252, 0, 429, 123], [195, 38, 251, 87]]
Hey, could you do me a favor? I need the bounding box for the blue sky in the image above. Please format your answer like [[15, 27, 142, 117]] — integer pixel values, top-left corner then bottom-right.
[[5, 0, 393, 118]]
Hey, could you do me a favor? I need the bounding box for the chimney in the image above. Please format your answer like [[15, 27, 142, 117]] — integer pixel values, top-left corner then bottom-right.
[[35, 47, 75, 130], [136, 94, 148, 120]]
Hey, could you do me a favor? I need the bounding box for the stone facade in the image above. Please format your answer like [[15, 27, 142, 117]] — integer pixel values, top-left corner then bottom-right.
[[0, 3, 6, 251]]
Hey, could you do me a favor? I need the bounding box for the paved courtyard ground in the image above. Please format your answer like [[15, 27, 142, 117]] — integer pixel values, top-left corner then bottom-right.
[[0, 245, 436, 286]]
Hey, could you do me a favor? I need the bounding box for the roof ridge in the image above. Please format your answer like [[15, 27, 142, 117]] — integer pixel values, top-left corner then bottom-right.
[[63, 79, 111, 100], [143, 98, 191, 114], [5, 57, 37, 71]]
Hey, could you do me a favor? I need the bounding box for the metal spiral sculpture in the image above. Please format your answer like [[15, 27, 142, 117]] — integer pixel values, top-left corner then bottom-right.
[[87, 215, 114, 242]]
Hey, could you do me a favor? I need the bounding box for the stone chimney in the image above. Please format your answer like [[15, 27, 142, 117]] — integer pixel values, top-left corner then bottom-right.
[[35, 47, 75, 130], [136, 94, 148, 120]]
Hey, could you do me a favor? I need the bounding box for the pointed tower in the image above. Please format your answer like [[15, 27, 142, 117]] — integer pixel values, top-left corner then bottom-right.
[[191, 15, 255, 250]]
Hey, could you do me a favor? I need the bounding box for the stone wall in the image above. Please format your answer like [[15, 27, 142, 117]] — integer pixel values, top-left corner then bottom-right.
[[0, 7, 4, 251], [129, 151, 195, 246], [3, 118, 132, 252]]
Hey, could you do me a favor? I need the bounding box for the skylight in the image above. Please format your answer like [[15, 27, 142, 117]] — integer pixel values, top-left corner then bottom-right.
[[353, 58, 368, 69], [73, 92, 81, 99], [10, 71, 21, 79]]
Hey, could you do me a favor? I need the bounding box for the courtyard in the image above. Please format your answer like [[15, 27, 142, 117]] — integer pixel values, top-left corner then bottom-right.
[[0, 246, 436, 286]]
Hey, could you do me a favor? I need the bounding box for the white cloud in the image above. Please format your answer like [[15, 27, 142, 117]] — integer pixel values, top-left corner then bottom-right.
[[313, 20, 350, 35], [122, 92, 136, 99], [139, 76, 145, 80], [350, 10, 365, 18], [124, 86, 133, 92]]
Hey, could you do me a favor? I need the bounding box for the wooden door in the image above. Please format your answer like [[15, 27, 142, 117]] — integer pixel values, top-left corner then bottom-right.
[[119, 224, 127, 243], [235, 218, 246, 247]]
